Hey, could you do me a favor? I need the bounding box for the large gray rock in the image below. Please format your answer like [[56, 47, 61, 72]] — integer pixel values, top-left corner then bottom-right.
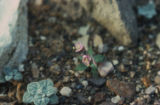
[[55, 0, 138, 45], [79, 0, 138, 45], [0, 0, 28, 70]]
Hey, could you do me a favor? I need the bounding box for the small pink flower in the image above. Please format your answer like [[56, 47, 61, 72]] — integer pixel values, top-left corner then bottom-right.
[[75, 42, 84, 52], [82, 55, 91, 67]]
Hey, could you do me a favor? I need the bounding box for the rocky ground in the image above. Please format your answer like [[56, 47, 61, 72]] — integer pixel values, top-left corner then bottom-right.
[[0, 0, 160, 105]]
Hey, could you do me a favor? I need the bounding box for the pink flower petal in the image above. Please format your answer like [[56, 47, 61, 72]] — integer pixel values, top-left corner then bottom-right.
[[75, 42, 84, 52], [82, 55, 91, 67]]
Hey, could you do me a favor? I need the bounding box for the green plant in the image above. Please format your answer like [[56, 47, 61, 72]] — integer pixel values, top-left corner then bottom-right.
[[23, 79, 58, 105], [4, 68, 22, 81], [0, 67, 23, 82], [74, 42, 105, 76]]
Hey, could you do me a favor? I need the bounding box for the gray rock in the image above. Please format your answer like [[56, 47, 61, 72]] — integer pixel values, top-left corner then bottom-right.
[[111, 95, 121, 104], [154, 75, 160, 84], [93, 35, 108, 53], [98, 61, 114, 77], [89, 78, 105, 87], [79, 0, 138, 45], [63, 76, 70, 83], [94, 92, 106, 103], [136, 84, 142, 92], [81, 80, 88, 88], [130, 71, 136, 78], [78, 25, 90, 36], [158, 71, 160, 75], [77, 93, 88, 104], [60, 87, 72, 97], [98, 44, 108, 53], [145, 85, 156, 95], [40, 36, 46, 41], [0, 0, 28, 70], [31, 63, 39, 78], [93, 35, 103, 48], [154, 100, 160, 105], [34, 0, 43, 6], [156, 33, 160, 49], [112, 60, 119, 65], [130, 95, 151, 105], [106, 79, 136, 98], [118, 46, 125, 51]]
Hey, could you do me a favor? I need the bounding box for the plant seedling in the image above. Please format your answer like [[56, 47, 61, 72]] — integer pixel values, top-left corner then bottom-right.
[[74, 42, 105, 77], [3, 67, 23, 81], [23, 79, 58, 105]]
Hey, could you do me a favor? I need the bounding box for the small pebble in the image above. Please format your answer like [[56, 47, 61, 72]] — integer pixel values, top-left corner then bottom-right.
[[158, 71, 160, 75], [118, 64, 127, 72], [77, 93, 88, 104], [31, 63, 39, 78], [88, 96, 92, 102], [35, 0, 43, 6], [112, 60, 119, 65], [69, 70, 75, 74], [93, 35, 103, 48], [107, 79, 136, 98], [74, 72, 79, 77], [76, 84, 83, 89], [111, 95, 121, 104], [118, 46, 124, 51], [60, 87, 72, 97], [154, 75, 160, 84], [98, 61, 114, 77], [81, 80, 88, 88], [130, 71, 135, 78], [136, 84, 142, 92], [48, 17, 56, 23], [40, 36, 46, 41], [145, 85, 156, 95], [73, 57, 78, 65], [98, 44, 108, 53], [39, 66, 44, 71], [63, 76, 70, 83], [156, 33, 160, 49], [89, 78, 105, 87], [154, 100, 160, 105], [71, 83, 76, 88], [94, 92, 105, 103]]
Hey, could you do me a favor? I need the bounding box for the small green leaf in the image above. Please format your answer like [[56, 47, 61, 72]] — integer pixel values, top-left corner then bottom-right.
[[90, 63, 96, 68], [78, 56, 82, 60], [39, 79, 53, 88], [5, 75, 13, 81], [90, 64, 98, 77], [46, 86, 57, 97], [75, 63, 87, 71], [46, 79, 54, 86], [23, 92, 33, 103], [88, 47, 94, 56], [27, 82, 38, 95], [49, 95, 59, 104], [93, 55, 105, 63], [14, 72, 23, 80], [34, 97, 49, 105]]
